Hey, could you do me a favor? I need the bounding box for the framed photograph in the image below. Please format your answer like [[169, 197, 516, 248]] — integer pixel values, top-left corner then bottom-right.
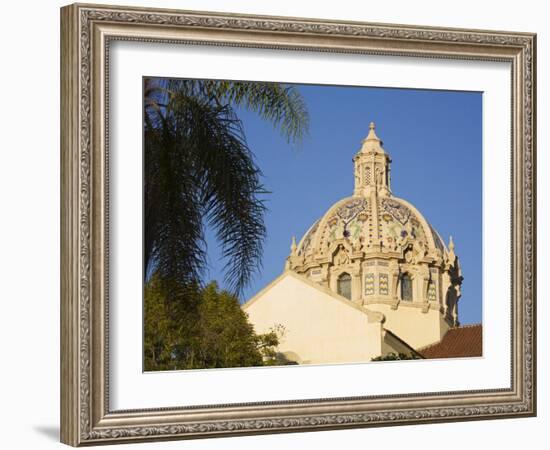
[[60, 3, 536, 446]]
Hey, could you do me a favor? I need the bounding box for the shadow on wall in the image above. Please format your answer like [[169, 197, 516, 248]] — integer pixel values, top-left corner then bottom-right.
[[274, 351, 300, 365], [33, 425, 59, 442]]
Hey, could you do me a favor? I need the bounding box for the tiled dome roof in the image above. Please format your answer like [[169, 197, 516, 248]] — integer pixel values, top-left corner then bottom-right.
[[297, 195, 447, 261]]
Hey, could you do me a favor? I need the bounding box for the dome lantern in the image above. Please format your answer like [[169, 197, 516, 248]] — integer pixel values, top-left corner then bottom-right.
[[353, 122, 392, 197]]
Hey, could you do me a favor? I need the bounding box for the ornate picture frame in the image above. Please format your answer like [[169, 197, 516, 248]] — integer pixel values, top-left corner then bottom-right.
[[60, 3, 536, 446]]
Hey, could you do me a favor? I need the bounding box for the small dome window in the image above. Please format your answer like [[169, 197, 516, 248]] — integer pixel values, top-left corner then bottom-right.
[[401, 273, 413, 302], [337, 272, 352, 300]]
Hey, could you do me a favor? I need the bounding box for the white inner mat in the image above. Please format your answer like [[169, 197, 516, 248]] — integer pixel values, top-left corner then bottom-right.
[[109, 41, 511, 411]]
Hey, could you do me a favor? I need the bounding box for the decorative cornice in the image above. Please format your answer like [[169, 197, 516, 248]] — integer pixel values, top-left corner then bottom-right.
[[364, 298, 439, 312]]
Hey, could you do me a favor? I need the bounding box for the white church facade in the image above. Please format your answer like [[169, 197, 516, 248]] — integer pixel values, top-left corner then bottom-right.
[[243, 123, 479, 364]]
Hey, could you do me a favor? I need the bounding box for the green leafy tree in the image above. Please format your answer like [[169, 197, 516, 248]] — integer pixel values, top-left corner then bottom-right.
[[254, 324, 295, 365], [143, 274, 200, 370], [144, 275, 280, 371], [192, 283, 264, 368], [144, 78, 309, 297]]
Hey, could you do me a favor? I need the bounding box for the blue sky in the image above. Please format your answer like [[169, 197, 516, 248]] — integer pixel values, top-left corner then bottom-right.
[[203, 84, 482, 325]]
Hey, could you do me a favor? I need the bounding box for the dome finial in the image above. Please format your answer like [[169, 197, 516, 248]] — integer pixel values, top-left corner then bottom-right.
[[290, 236, 297, 255], [365, 121, 381, 142], [449, 235, 455, 251]]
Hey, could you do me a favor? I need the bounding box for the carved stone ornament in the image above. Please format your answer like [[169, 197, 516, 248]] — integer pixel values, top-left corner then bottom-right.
[[60, 3, 536, 446]]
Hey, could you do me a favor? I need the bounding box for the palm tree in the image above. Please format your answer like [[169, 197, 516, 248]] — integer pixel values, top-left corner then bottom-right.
[[144, 78, 309, 299]]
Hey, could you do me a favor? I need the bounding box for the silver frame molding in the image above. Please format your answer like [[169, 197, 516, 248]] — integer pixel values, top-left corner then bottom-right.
[[60, 3, 536, 446]]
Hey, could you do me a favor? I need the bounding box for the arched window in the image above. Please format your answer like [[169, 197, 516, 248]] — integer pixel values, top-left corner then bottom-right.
[[401, 273, 413, 301], [337, 273, 352, 300]]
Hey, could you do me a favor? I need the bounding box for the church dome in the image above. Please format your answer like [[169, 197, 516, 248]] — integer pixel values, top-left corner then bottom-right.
[[285, 122, 462, 327], [293, 122, 447, 264]]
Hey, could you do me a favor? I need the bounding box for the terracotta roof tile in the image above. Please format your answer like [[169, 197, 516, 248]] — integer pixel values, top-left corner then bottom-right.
[[419, 324, 482, 359]]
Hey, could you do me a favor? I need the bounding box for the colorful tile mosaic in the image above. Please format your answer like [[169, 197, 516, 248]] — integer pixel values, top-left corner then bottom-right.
[[365, 273, 375, 296], [381, 198, 411, 225], [335, 198, 368, 222], [379, 273, 389, 295], [428, 281, 437, 301], [299, 220, 319, 256]]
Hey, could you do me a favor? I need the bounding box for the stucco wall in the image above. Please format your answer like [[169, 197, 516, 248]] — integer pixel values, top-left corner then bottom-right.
[[243, 272, 383, 364], [367, 303, 450, 349]]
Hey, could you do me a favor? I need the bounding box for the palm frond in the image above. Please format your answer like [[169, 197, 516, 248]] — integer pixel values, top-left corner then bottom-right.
[[166, 79, 310, 143], [144, 78, 309, 298], [146, 91, 267, 296]]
